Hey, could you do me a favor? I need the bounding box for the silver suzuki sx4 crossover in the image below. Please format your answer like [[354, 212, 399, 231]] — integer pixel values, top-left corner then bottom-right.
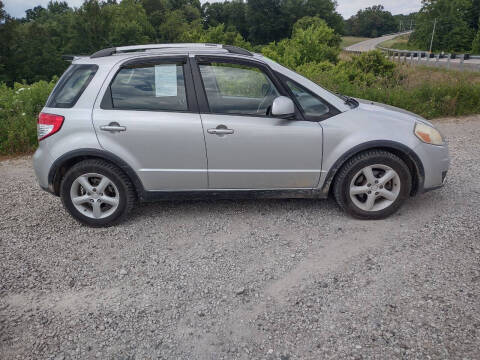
[[33, 44, 449, 226]]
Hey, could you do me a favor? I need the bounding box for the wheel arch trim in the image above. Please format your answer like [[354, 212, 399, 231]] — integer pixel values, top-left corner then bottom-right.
[[320, 140, 425, 197], [48, 148, 145, 199]]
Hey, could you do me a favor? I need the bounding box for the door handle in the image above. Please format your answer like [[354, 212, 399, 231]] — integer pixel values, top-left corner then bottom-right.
[[207, 125, 234, 135], [100, 122, 126, 132]]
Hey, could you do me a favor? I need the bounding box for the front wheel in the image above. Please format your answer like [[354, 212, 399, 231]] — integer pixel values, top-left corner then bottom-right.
[[333, 150, 412, 220], [60, 160, 135, 227]]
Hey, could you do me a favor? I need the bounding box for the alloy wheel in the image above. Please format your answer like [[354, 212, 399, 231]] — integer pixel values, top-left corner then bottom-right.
[[69, 173, 120, 219], [349, 164, 401, 212]]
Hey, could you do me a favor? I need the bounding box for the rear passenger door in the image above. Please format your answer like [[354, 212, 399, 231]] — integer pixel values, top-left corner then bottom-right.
[[92, 56, 208, 191]]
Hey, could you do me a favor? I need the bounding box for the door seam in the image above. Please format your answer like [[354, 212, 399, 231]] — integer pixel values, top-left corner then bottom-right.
[[188, 55, 210, 188]]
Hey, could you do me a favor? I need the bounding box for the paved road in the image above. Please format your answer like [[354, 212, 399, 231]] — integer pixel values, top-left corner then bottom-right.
[[345, 32, 480, 71], [1, 117, 480, 359], [344, 32, 412, 52]]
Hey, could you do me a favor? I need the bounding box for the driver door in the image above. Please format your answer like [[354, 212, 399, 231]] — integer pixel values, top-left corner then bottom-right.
[[194, 57, 323, 189]]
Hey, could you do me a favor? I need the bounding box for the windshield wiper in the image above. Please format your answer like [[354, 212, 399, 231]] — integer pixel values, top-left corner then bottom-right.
[[337, 93, 358, 108]]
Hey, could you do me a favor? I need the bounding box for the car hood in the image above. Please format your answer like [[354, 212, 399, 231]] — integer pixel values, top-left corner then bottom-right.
[[354, 98, 434, 127]]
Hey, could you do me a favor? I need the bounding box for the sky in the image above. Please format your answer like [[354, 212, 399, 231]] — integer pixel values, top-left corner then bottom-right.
[[3, 0, 422, 19]]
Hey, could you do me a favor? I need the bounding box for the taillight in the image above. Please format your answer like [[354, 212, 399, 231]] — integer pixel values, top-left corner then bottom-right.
[[37, 113, 64, 141]]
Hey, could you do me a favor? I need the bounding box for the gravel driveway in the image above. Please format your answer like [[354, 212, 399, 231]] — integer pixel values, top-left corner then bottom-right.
[[1, 116, 479, 360]]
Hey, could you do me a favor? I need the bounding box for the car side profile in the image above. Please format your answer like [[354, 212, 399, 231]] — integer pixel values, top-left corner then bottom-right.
[[33, 44, 450, 226]]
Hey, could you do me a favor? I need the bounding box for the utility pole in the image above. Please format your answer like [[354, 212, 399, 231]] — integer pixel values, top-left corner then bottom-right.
[[410, 19, 413, 30], [429, 18, 437, 53]]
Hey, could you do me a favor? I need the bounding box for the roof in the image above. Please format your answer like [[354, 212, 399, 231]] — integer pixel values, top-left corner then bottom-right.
[[70, 43, 263, 66]]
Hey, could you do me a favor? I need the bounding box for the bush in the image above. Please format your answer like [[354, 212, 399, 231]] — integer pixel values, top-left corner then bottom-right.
[[295, 51, 397, 92], [180, 24, 252, 50], [300, 56, 480, 119], [262, 17, 341, 68], [344, 51, 395, 77], [0, 80, 55, 155]]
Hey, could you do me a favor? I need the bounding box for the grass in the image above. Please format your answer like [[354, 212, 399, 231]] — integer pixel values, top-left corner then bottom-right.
[[312, 63, 480, 119], [341, 36, 371, 48], [379, 34, 420, 51]]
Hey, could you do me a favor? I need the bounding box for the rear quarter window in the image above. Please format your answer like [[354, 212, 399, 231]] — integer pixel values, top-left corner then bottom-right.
[[46, 64, 98, 108]]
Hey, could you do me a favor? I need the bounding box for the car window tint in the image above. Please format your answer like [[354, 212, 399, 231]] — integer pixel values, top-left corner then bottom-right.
[[46, 65, 98, 108], [286, 80, 329, 118], [110, 64, 187, 111], [199, 62, 279, 115]]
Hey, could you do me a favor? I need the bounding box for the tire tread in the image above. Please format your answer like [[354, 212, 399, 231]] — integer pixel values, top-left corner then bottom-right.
[[60, 159, 136, 227]]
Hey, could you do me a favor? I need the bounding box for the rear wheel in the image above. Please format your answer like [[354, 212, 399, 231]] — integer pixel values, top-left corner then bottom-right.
[[333, 150, 412, 219], [60, 160, 135, 227]]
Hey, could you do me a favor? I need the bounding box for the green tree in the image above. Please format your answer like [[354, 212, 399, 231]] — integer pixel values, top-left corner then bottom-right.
[[0, 0, 348, 84], [246, 0, 288, 44], [70, 0, 112, 54], [244, 0, 343, 44], [467, 0, 480, 31], [202, 1, 248, 39], [472, 24, 480, 53], [0, 0, 6, 22], [25, 6, 47, 21], [410, 0, 475, 52], [2, 2, 75, 83], [346, 5, 398, 38], [157, 9, 190, 42], [393, 12, 417, 32], [0, 0, 10, 83], [262, 17, 341, 68], [180, 23, 251, 48], [104, 0, 155, 46], [282, 0, 344, 35]]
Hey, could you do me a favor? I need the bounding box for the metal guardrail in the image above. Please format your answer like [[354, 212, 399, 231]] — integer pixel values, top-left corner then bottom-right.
[[375, 46, 480, 71], [342, 32, 480, 71]]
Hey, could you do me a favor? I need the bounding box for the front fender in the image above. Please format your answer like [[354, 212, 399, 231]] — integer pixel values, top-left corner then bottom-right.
[[318, 108, 425, 196]]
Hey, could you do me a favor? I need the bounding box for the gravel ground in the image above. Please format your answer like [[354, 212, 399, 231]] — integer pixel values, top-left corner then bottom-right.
[[1, 116, 479, 360]]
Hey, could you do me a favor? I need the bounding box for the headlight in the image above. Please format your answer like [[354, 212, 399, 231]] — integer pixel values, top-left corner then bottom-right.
[[414, 122, 444, 145]]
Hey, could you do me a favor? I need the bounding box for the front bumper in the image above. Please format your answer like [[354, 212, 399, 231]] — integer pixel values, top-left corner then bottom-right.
[[414, 141, 450, 193]]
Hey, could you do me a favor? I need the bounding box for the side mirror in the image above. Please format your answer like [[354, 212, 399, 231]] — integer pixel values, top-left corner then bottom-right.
[[271, 96, 295, 119]]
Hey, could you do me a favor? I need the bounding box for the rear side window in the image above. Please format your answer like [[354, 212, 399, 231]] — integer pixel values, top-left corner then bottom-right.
[[46, 65, 98, 108], [109, 64, 187, 111]]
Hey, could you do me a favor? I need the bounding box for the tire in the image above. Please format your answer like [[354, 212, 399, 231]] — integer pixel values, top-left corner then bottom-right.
[[333, 150, 412, 220], [60, 159, 136, 227]]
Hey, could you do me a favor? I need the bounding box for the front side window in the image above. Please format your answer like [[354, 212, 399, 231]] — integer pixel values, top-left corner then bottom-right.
[[110, 63, 187, 111], [286, 80, 330, 118], [47, 65, 98, 108], [199, 62, 280, 116]]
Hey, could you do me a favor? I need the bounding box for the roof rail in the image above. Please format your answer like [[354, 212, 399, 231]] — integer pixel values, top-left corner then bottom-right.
[[90, 43, 253, 58], [62, 54, 88, 62], [222, 45, 253, 56], [90, 47, 116, 58]]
